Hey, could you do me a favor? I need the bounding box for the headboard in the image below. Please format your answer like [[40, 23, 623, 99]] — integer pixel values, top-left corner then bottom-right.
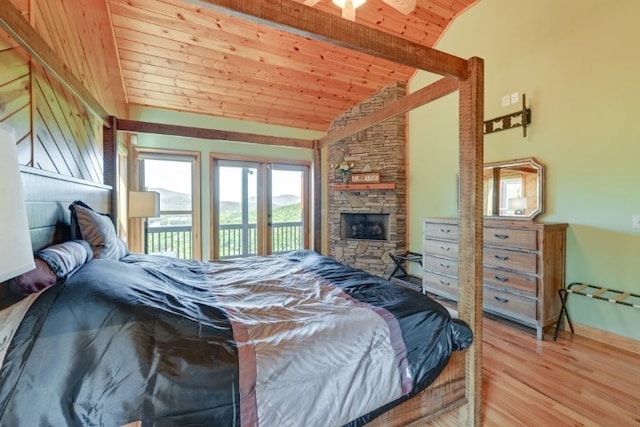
[[0, 167, 111, 305]]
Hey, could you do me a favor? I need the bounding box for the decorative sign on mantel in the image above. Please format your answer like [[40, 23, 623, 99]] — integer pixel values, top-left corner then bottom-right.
[[350, 172, 381, 184]]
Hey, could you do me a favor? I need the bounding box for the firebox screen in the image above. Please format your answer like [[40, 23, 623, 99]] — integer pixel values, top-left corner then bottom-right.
[[340, 213, 389, 241]]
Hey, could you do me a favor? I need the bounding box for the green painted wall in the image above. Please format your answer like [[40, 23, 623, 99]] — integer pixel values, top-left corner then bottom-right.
[[129, 106, 322, 260], [408, 0, 640, 340]]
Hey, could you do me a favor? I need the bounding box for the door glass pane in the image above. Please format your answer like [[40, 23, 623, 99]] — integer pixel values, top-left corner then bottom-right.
[[271, 168, 304, 253], [218, 165, 258, 258], [142, 159, 193, 259]]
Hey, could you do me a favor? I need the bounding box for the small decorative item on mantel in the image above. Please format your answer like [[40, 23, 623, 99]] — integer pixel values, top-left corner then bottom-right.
[[330, 160, 355, 183], [350, 172, 381, 184]]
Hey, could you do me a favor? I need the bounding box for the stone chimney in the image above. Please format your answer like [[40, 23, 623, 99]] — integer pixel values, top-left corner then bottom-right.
[[327, 82, 407, 277]]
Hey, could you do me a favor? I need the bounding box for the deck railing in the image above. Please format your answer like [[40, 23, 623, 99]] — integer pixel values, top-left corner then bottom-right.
[[146, 225, 192, 259], [219, 223, 257, 258], [147, 221, 303, 259], [271, 221, 304, 254]]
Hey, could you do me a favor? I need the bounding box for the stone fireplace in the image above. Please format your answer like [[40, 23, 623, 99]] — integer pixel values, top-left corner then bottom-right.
[[328, 83, 407, 277]]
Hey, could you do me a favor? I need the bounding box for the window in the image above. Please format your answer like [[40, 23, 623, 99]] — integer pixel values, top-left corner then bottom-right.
[[134, 149, 201, 259]]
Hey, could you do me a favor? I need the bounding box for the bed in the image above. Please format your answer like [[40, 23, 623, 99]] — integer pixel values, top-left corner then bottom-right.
[[1, 1, 485, 424], [1, 245, 471, 426]]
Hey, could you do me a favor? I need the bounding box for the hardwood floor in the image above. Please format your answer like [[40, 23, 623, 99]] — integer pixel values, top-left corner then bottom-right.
[[423, 316, 640, 426]]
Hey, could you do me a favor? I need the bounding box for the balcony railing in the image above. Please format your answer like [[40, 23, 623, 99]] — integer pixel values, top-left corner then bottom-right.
[[146, 221, 303, 260], [218, 221, 304, 259], [219, 223, 257, 258], [146, 225, 192, 259], [271, 221, 304, 254]]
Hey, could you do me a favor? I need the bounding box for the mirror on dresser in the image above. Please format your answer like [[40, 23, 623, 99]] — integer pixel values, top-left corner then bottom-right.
[[483, 157, 544, 220]]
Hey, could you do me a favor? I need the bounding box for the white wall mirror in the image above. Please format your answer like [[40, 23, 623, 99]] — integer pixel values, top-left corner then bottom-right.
[[483, 157, 544, 220]]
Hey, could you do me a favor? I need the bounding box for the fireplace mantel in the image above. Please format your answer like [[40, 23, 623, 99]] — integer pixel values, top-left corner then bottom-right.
[[330, 183, 396, 191]]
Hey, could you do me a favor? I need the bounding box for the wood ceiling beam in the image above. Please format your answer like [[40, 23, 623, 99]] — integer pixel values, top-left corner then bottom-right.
[[0, 0, 111, 126], [185, 0, 469, 80], [116, 119, 315, 149], [318, 77, 459, 147]]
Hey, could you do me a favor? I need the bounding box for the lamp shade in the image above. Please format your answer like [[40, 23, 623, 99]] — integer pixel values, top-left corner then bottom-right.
[[128, 191, 160, 218], [508, 197, 528, 212], [0, 124, 35, 282]]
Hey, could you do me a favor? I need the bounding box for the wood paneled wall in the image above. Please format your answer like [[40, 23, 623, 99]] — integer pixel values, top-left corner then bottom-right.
[[0, 1, 31, 165], [1, 0, 127, 185], [32, 0, 126, 119], [31, 62, 104, 182]]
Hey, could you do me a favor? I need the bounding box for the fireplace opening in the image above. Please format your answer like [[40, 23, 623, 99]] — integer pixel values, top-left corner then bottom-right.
[[341, 213, 389, 241]]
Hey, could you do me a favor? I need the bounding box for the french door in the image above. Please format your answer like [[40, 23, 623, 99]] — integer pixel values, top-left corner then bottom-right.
[[212, 159, 309, 259]]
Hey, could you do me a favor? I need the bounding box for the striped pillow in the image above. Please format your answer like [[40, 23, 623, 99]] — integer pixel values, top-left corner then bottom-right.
[[69, 201, 129, 260]]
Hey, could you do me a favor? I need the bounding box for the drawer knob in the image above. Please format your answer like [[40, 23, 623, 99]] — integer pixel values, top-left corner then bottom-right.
[[440, 246, 450, 251], [494, 233, 509, 239], [439, 280, 450, 286], [494, 275, 509, 282], [494, 254, 509, 261], [440, 263, 451, 268], [494, 296, 509, 303], [440, 228, 451, 233]]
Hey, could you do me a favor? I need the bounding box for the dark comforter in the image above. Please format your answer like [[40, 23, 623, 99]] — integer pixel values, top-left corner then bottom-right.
[[0, 250, 471, 426]]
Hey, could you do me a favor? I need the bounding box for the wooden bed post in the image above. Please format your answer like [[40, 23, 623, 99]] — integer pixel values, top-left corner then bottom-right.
[[457, 56, 484, 426], [103, 116, 118, 229], [312, 140, 322, 253]]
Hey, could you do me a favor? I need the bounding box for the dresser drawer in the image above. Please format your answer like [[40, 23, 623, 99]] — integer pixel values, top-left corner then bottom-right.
[[424, 239, 459, 259], [424, 222, 459, 241], [483, 267, 537, 296], [484, 227, 537, 250], [423, 256, 459, 277], [422, 271, 458, 298], [483, 247, 537, 274], [484, 287, 536, 320]]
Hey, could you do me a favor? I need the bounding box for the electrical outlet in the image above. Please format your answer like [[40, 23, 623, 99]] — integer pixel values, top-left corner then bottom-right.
[[501, 95, 510, 107], [633, 215, 640, 229], [510, 92, 519, 104]]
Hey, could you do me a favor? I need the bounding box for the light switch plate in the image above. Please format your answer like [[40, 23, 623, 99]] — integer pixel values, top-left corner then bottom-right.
[[633, 215, 640, 229]]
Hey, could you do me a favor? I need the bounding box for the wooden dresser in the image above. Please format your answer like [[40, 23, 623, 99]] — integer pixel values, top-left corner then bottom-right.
[[423, 217, 568, 339]]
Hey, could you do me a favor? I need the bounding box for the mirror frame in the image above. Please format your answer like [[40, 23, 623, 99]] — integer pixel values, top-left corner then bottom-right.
[[483, 157, 544, 220]]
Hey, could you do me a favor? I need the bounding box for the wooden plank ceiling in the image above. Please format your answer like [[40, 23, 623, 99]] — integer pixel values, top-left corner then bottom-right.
[[107, 0, 476, 131]]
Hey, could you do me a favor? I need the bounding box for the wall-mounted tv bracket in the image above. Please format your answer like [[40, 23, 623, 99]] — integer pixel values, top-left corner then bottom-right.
[[484, 93, 531, 137]]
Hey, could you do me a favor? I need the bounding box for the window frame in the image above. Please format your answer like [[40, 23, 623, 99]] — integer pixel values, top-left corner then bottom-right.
[[131, 147, 201, 259], [210, 153, 310, 259]]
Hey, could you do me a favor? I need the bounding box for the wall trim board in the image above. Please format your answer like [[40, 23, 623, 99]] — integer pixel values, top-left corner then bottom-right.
[[20, 165, 111, 191], [569, 322, 640, 356]]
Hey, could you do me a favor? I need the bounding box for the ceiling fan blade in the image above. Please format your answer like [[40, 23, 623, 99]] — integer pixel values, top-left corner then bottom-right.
[[381, 0, 416, 15], [302, 0, 322, 6]]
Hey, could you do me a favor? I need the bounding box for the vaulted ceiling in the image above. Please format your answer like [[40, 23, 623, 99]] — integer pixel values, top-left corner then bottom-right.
[[107, 0, 477, 131]]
